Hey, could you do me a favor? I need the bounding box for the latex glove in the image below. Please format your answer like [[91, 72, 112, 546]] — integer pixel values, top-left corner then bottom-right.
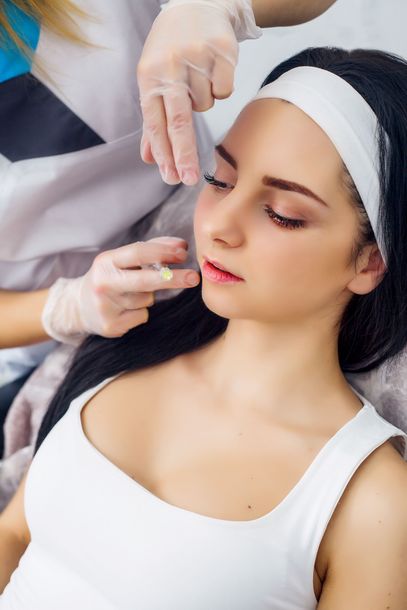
[[137, 0, 262, 186], [41, 237, 201, 345]]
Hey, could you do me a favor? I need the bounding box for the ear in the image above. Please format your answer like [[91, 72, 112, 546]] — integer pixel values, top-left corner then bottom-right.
[[347, 244, 386, 295]]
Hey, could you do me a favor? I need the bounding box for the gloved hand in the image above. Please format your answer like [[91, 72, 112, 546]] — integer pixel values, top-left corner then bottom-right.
[[137, 0, 262, 186], [41, 237, 201, 345]]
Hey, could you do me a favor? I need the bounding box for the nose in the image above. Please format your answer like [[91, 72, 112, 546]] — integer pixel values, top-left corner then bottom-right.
[[203, 190, 247, 248]]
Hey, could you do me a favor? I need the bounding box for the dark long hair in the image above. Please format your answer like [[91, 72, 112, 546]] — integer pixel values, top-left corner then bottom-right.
[[35, 47, 407, 451]]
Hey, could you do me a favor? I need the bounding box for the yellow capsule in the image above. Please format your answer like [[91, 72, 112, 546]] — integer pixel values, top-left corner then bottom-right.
[[159, 266, 173, 281], [151, 263, 173, 282]]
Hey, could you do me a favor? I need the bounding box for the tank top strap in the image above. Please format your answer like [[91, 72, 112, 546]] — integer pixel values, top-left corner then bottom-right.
[[279, 402, 407, 567], [70, 375, 122, 413]]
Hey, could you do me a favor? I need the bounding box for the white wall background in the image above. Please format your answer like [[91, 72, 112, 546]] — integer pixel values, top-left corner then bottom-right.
[[204, 0, 407, 141]]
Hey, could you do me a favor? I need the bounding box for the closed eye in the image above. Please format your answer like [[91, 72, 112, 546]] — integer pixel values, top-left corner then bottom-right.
[[203, 172, 306, 230]]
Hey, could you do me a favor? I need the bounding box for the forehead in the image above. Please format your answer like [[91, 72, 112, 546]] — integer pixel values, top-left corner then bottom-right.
[[223, 98, 344, 186]]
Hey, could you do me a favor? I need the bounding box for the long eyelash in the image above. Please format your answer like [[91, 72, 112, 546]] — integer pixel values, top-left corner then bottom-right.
[[203, 172, 305, 230], [263, 206, 305, 230], [203, 172, 231, 190]]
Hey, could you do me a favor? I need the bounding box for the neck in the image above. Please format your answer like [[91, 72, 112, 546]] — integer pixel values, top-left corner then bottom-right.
[[192, 317, 359, 422]]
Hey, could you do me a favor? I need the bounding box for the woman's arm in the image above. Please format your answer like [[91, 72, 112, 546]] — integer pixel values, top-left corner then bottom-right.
[[252, 0, 337, 27], [317, 443, 407, 609], [0, 290, 49, 348], [0, 474, 30, 592]]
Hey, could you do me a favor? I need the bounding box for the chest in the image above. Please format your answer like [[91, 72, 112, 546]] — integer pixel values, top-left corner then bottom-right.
[[83, 375, 328, 522], [81, 374, 334, 598]]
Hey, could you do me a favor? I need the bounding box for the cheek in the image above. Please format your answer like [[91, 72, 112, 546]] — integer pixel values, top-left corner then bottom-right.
[[248, 231, 302, 309], [249, 220, 357, 318]]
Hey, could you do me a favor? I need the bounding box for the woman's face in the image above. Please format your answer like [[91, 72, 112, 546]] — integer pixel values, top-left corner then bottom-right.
[[194, 98, 372, 326]]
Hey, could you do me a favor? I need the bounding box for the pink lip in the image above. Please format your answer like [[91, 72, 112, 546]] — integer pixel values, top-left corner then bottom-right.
[[202, 257, 244, 283], [204, 257, 243, 277]]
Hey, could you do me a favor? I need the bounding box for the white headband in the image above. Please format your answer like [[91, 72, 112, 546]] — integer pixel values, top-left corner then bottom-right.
[[251, 66, 387, 265]]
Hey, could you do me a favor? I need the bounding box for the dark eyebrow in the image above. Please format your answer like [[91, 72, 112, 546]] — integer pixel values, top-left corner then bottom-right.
[[215, 144, 329, 208]]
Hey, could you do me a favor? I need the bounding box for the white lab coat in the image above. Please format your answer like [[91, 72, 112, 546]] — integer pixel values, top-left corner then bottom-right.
[[0, 0, 214, 384]]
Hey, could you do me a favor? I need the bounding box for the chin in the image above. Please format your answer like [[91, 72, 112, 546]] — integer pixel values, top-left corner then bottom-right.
[[200, 282, 247, 320]]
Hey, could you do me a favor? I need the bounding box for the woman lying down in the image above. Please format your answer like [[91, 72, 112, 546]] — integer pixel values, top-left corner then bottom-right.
[[1, 46, 407, 610]]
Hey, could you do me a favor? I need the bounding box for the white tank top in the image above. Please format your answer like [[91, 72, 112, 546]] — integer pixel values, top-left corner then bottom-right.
[[1, 377, 406, 610]]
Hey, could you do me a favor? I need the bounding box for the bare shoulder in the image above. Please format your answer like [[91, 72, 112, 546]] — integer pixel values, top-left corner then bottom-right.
[[326, 439, 407, 548], [81, 355, 186, 440], [80, 364, 174, 472], [336, 439, 407, 519], [317, 440, 407, 609]]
